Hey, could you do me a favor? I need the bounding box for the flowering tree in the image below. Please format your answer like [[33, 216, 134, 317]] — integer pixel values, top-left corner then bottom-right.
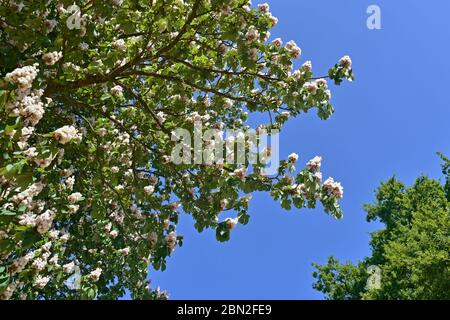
[[0, 0, 353, 300]]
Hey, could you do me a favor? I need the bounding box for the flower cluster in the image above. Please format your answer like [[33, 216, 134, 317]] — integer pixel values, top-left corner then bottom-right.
[[42, 51, 63, 66], [53, 125, 82, 144], [323, 177, 344, 199], [5, 64, 39, 90]]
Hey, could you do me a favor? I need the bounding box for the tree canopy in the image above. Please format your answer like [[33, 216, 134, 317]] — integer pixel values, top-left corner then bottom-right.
[[0, 1, 353, 299], [312, 154, 450, 300]]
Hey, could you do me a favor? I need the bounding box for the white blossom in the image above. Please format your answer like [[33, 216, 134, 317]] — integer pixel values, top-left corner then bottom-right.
[[223, 98, 234, 109], [272, 38, 283, 47], [54, 125, 82, 144], [285, 40, 301, 59], [112, 0, 124, 7], [323, 177, 344, 199], [34, 275, 50, 289], [18, 213, 37, 226], [302, 60, 312, 72], [68, 204, 79, 214], [339, 55, 352, 68], [66, 176, 75, 190], [225, 217, 238, 230], [220, 199, 229, 210], [110, 85, 123, 97], [113, 39, 127, 51], [68, 192, 83, 204], [89, 268, 102, 282], [288, 153, 299, 163], [144, 185, 155, 195], [79, 42, 89, 51], [63, 261, 76, 274], [303, 81, 318, 95], [245, 27, 260, 43], [42, 51, 63, 66], [118, 247, 130, 256], [36, 209, 56, 234], [166, 231, 177, 251], [5, 64, 38, 90], [31, 257, 47, 272], [307, 156, 322, 172]]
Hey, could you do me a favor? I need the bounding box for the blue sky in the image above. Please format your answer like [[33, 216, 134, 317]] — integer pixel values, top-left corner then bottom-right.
[[151, 0, 450, 299]]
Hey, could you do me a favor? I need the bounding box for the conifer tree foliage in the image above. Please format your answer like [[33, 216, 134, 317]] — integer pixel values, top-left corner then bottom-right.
[[313, 155, 450, 300], [0, 0, 353, 299]]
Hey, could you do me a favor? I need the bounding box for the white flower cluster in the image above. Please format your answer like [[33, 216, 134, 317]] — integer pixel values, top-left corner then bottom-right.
[[258, 3, 269, 12], [68, 192, 83, 204], [34, 275, 50, 289], [63, 261, 76, 274], [272, 38, 283, 47], [118, 247, 130, 256], [5, 64, 38, 90], [36, 209, 56, 234], [302, 60, 312, 72], [0, 282, 18, 300], [285, 40, 301, 59], [112, 0, 124, 6], [339, 55, 352, 68], [166, 231, 177, 251], [19, 210, 56, 234], [17, 89, 46, 126], [307, 156, 322, 172], [31, 257, 47, 272], [288, 153, 299, 163], [245, 27, 260, 43], [53, 125, 82, 144], [223, 98, 234, 109], [44, 19, 58, 34], [12, 182, 45, 207], [220, 198, 229, 210], [233, 167, 247, 181], [304, 81, 319, 95], [90, 268, 102, 282], [156, 111, 167, 123], [323, 177, 344, 199], [113, 39, 127, 52], [42, 51, 63, 66], [225, 217, 238, 230], [144, 185, 155, 195], [10, 252, 35, 274], [5, 65, 48, 126], [110, 85, 123, 97], [258, 3, 278, 26]]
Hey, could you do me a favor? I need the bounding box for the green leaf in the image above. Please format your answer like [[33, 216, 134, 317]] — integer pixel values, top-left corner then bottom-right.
[[216, 224, 230, 242], [0, 209, 16, 216], [0, 266, 10, 293]]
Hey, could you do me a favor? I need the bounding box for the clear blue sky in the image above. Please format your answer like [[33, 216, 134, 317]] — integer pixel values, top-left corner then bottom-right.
[[151, 0, 450, 299]]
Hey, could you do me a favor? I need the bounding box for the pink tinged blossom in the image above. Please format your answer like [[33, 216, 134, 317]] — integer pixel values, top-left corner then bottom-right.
[[34, 275, 50, 289], [54, 125, 82, 144], [68, 192, 83, 204], [90, 268, 102, 282], [42, 51, 62, 66], [225, 218, 238, 230], [339, 55, 352, 68], [285, 40, 301, 59], [307, 156, 322, 172], [288, 153, 299, 163]]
